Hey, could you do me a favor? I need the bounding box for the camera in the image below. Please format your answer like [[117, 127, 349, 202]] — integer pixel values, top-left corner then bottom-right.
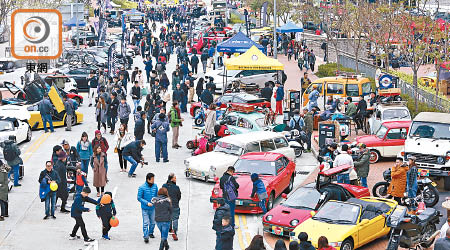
[[141, 161, 149, 165]]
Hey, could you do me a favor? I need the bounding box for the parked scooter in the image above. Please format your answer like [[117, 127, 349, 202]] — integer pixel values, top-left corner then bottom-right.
[[284, 129, 305, 157], [372, 168, 439, 207], [386, 196, 441, 250]]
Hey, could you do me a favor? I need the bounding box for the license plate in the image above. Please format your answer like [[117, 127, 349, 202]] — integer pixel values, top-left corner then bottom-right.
[[235, 200, 243, 205], [272, 226, 283, 235], [418, 169, 430, 177], [431, 182, 437, 187]]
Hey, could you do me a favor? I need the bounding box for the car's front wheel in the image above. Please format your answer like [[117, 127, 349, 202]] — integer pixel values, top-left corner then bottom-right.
[[25, 126, 32, 142], [369, 150, 380, 164], [65, 114, 77, 126], [341, 238, 354, 250]]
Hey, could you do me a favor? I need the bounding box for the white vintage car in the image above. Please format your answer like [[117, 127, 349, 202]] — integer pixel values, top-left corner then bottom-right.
[[184, 131, 296, 182], [368, 103, 411, 134], [0, 105, 32, 144]]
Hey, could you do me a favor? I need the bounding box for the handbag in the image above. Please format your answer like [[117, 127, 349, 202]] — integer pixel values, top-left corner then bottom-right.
[[141, 87, 148, 96]]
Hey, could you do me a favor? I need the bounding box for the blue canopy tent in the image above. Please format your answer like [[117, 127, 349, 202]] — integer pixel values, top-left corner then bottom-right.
[[216, 31, 264, 53], [276, 22, 303, 33], [64, 16, 86, 27]]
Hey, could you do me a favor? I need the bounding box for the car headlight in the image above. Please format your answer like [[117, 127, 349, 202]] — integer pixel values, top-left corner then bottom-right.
[[184, 160, 189, 167], [265, 215, 273, 221], [329, 242, 342, 248], [437, 156, 445, 164], [290, 219, 299, 227]]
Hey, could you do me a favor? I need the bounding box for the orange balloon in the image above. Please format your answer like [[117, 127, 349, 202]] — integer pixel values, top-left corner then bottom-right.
[[100, 194, 112, 204], [110, 216, 119, 227]]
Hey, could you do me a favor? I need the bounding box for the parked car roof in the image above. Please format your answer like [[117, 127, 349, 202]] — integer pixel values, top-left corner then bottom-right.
[[240, 152, 283, 161], [218, 131, 285, 147], [413, 112, 450, 124], [382, 121, 411, 129]]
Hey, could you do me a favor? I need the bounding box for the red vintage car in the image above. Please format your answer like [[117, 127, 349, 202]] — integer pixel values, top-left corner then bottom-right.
[[210, 152, 296, 214], [262, 164, 370, 237], [190, 93, 271, 117], [356, 120, 411, 163]]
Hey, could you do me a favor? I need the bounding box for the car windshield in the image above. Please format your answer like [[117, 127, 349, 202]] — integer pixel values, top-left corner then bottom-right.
[[376, 125, 388, 139], [215, 141, 243, 155], [281, 188, 321, 209], [0, 120, 13, 132], [233, 159, 276, 175], [255, 118, 268, 128], [312, 202, 360, 224], [409, 121, 450, 140], [383, 109, 411, 120]]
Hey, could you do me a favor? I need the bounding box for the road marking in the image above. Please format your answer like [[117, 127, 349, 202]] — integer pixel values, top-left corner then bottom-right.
[[23, 132, 51, 163], [245, 232, 251, 246], [235, 214, 240, 227], [22, 132, 45, 155], [112, 186, 118, 199], [242, 215, 248, 229], [236, 227, 245, 250]]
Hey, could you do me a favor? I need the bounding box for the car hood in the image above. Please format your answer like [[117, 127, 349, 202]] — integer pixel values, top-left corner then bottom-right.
[[186, 151, 239, 172], [293, 219, 354, 245], [265, 204, 313, 227], [0, 105, 31, 120], [233, 174, 275, 198], [356, 135, 381, 145]]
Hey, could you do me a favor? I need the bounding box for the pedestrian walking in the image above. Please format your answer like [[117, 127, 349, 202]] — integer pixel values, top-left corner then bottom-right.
[[200, 86, 214, 106], [187, 79, 195, 103], [162, 173, 181, 241], [1, 136, 22, 187], [96, 192, 117, 240], [0, 162, 10, 220], [131, 81, 142, 113], [123, 140, 146, 178], [388, 159, 408, 204], [63, 95, 75, 131], [54, 151, 70, 213], [309, 50, 316, 72], [196, 77, 204, 102], [171, 71, 181, 90], [152, 187, 172, 250], [169, 102, 183, 149], [151, 113, 170, 162], [275, 82, 284, 115], [76, 132, 93, 176], [219, 166, 239, 228], [107, 92, 119, 134], [190, 53, 199, 74], [201, 51, 208, 73], [114, 124, 133, 172], [353, 143, 370, 188], [38, 161, 60, 219], [96, 96, 107, 132], [298, 50, 304, 71], [213, 199, 230, 250], [75, 164, 88, 195], [134, 111, 147, 141], [250, 173, 268, 214], [145, 57, 153, 83], [118, 98, 132, 130], [333, 144, 354, 184], [406, 156, 418, 210], [88, 71, 98, 107], [90, 146, 107, 197], [220, 216, 235, 250], [205, 103, 216, 137], [303, 109, 313, 152], [69, 187, 98, 244], [38, 92, 54, 133], [137, 173, 158, 243]]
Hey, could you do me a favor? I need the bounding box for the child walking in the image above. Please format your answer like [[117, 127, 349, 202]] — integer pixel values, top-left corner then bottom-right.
[[75, 164, 88, 195], [69, 187, 98, 245], [96, 192, 117, 240]]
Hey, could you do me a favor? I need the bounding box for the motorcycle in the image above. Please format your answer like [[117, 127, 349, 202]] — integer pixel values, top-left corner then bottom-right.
[[284, 129, 305, 157], [372, 168, 439, 207], [386, 196, 441, 250]]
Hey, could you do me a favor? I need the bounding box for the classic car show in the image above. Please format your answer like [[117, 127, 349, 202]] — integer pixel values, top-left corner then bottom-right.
[[1, 0, 450, 249]]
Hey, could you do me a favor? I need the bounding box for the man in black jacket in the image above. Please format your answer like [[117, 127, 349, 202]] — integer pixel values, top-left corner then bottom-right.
[[162, 173, 181, 241], [260, 82, 273, 102], [219, 166, 239, 228], [107, 92, 119, 134], [190, 53, 199, 74], [134, 111, 146, 141], [200, 87, 213, 106], [38, 161, 61, 219], [123, 140, 146, 178], [220, 216, 235, 250], [355, 95, 367, 130], [212, 199, 230, 250], [172, 84, 184, 106], [131, 81, 141, 114]]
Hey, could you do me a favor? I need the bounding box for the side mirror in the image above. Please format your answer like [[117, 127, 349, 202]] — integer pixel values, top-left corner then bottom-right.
[[360, 219, 369, 225], [281, 193, 287, 199], [310, 211, 316, 217]]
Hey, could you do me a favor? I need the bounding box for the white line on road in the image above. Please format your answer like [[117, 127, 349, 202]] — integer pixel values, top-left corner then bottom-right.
[[112, 186, 118, 199]]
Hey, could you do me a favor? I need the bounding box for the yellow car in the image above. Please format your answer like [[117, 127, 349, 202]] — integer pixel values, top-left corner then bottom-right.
[[28, 86, 83, 130], [290, 197, 397, 250], [419, 72, 437, 88]]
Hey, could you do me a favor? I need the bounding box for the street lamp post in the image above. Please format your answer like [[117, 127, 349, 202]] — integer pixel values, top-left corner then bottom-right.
[[273, 0, 277, 59], [244, 9, 249, 37]]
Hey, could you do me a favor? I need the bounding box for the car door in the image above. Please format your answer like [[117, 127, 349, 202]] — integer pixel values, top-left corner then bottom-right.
[[382, 128, 407, 157], [273, 137, 295, 161], [244, 141, 261, 154], [260, 139, 276, 153], [358, 208, 387, 246], [274, 158, 289, 196], [16, 121, 28, 143]]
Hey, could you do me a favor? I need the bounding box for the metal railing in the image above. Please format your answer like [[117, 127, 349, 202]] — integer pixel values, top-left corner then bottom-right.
[[398, 79, 450, 113]]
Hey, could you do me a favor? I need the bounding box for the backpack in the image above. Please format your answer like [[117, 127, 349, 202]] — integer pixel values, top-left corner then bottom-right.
[[3, 143, 17, 162], [224, 176, 237, 201], [293, 117, 302, 131]]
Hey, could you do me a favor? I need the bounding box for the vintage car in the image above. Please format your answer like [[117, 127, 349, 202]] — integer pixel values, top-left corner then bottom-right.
[[0, 105, 32, 144], [290, 197, 397, 250], [184, 131, 295, 182], [356, 121, 411, 163], [263, 165, 370, 237], [210, 152, 296, 214], [419, 71, 437, 88], [26, 86, 83, 130], [190, 93, 270, 117], [367, 103, 411, 135]]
